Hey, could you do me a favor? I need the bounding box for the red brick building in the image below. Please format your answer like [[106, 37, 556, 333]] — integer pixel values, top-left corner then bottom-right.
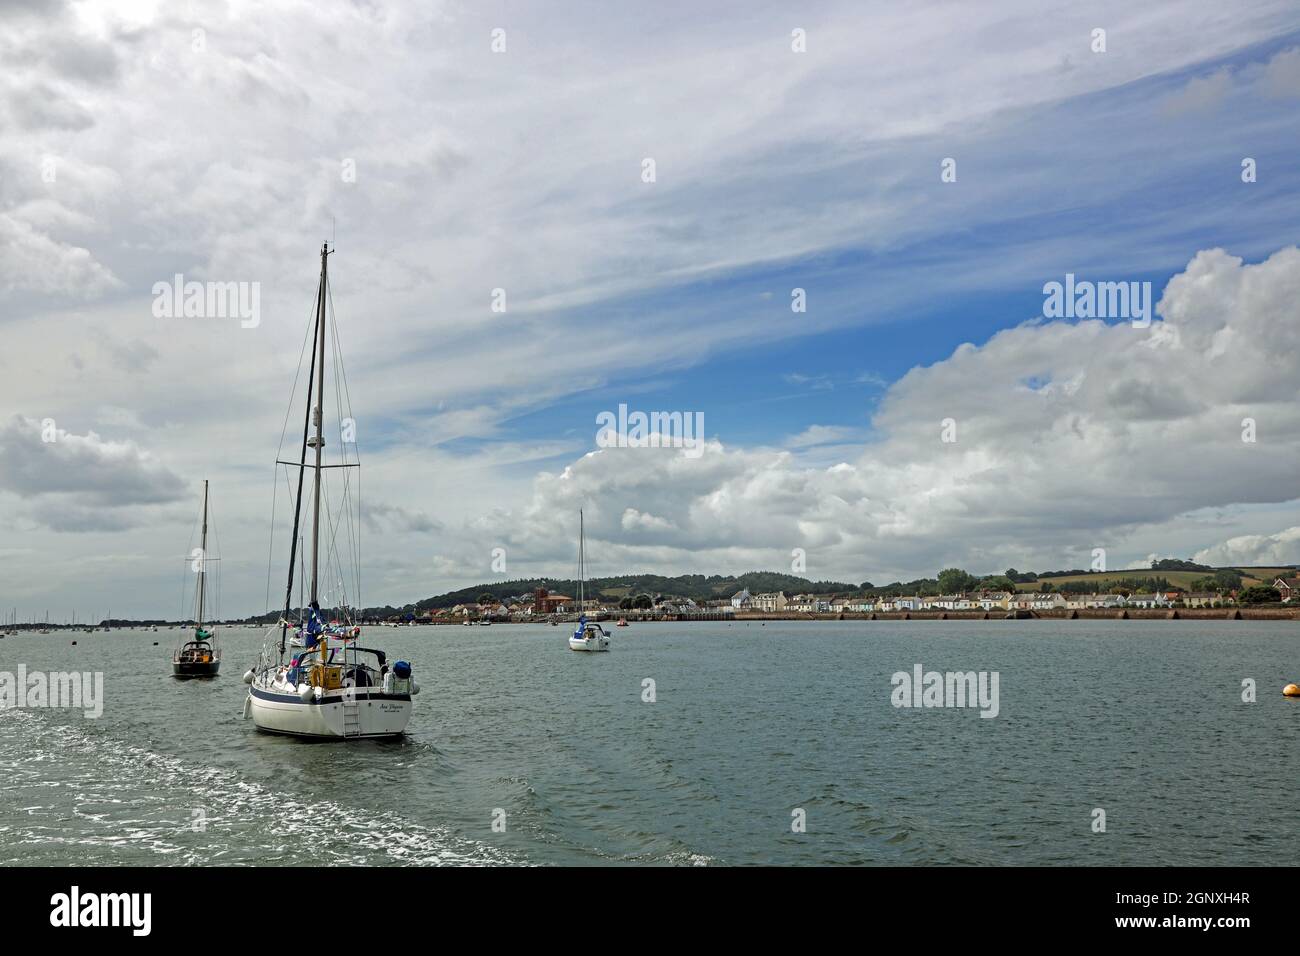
[[533, 587, 573, 614]]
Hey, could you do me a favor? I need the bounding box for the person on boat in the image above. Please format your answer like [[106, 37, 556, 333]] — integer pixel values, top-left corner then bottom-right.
[[303, 601, 324, 649]]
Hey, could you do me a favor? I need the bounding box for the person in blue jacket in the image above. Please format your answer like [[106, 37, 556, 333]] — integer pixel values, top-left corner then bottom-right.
[[304, 600, 324, 648]]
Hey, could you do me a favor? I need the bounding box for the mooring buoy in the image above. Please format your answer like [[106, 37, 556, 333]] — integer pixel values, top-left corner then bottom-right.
[[1283, 683, 1300, 698]]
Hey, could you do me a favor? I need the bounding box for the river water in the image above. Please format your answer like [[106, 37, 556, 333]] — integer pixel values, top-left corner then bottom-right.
[[1, 620, 1295, 865]]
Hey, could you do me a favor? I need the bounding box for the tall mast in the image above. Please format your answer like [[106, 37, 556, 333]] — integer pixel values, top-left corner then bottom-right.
[[309, 243, 327, 608], [277, 249, 325, 657], [310, 243, 329, 662], [197, 479, 208, 630], [579, 509, 585, 611]]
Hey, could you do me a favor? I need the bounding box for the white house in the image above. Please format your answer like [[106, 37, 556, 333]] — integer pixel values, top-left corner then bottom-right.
[[753, 591, 788, 612], [731, 589, 752, 609], [1125, 593, 1168, 608]]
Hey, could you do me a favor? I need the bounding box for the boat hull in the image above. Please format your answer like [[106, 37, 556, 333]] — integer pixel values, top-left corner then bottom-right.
[[247, 686, 411, 739], [172, 659, 220, 678], [568, 635, 609, 652]]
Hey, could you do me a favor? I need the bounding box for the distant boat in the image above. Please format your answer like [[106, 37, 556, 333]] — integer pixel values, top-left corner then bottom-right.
[[616, 618, 629, 627], [569, 510, 609, 652], [173, 480, 221, 678]]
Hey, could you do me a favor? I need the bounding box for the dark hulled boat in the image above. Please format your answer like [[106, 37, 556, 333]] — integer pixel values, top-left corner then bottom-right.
[[173, 480, 221, 678]]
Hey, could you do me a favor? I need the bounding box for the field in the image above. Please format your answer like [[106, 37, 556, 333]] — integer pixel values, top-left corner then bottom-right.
[[1014, 567, 1293, 592]]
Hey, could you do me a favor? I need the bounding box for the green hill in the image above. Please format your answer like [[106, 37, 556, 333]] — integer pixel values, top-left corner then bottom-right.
[[402, 571, 856, 612], [1016, 567, 1290, 592]]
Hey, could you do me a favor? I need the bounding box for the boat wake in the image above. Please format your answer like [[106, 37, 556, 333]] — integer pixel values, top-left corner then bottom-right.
[[0, 708, 519, 866]]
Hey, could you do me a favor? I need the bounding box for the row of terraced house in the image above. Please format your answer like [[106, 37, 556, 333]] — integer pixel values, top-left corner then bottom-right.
[[729, 588, 1242, 613]]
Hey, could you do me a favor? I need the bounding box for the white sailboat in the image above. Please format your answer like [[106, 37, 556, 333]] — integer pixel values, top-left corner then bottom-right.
[[568, 509, 610, 652], [243, 244, 417, 738]]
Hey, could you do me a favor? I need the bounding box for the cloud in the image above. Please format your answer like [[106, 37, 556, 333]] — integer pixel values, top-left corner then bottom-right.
[[5, 81, 94, 130], [785, 425, 865, 449], [0, 213, 122, 297], [1194, 527, 1300, 567], [1262, 46, 1300, 98], [91, 331, 160, 374], [1163, 68, 1233, 115], [0, 416, 187, 527], [473, 246, 1300, 581], [783, 373, 834, 391], [362, 501, 442, 534]]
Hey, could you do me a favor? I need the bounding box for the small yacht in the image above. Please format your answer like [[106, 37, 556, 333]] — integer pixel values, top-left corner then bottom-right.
[[570, 618, 610, 651], [173, 480, 221, 678], [568, 510, 610, 652], [243, 244, 416, 739]]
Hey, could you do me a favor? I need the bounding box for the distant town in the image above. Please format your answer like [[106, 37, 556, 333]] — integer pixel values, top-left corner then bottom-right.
[[9, 560, 1298, 631], [353, 559, 1300, 623], [415, 572, 1300, 623]]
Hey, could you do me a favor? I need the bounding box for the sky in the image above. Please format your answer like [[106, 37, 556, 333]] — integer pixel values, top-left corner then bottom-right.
[[1, 0, 1299, 620]]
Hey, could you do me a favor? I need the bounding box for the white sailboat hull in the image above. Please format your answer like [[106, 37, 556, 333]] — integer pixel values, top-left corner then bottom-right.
[[248, 685, 411, 738], [568, 634, 609, 652]]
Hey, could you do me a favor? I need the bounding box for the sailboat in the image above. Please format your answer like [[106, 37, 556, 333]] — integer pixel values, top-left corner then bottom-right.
[[173, 480, 221, 678], [568, 509, 610, 652], [243, 244, 417, 739]]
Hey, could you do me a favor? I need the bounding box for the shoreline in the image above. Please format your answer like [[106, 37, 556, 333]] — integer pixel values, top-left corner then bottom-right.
[[732, 607, 1299, 621], [5, 607, 1295, 632], [422, 606, 1299, 624]]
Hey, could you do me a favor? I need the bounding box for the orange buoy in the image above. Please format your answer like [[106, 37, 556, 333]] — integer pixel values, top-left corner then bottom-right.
[[1284, 684, 1300, 698]]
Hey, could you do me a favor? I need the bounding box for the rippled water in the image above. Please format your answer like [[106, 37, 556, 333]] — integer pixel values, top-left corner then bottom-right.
[[1, 620, 1296, 865]]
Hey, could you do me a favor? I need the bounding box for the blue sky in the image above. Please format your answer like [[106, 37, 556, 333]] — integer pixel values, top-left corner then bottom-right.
[[475, 29, 1300, 461]]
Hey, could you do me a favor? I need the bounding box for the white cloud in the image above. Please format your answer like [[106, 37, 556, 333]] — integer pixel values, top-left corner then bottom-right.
[[473, 246, 1300, 582], [0, 213, 121, 297], [785, 425, 865, 449], [1195, 527, 1300, 567]]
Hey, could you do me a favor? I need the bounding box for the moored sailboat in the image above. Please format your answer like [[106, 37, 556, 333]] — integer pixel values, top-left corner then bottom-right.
[[173, 480, 221, 678], [243, 244, 417, 739], [568, 509, 610, 652]]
